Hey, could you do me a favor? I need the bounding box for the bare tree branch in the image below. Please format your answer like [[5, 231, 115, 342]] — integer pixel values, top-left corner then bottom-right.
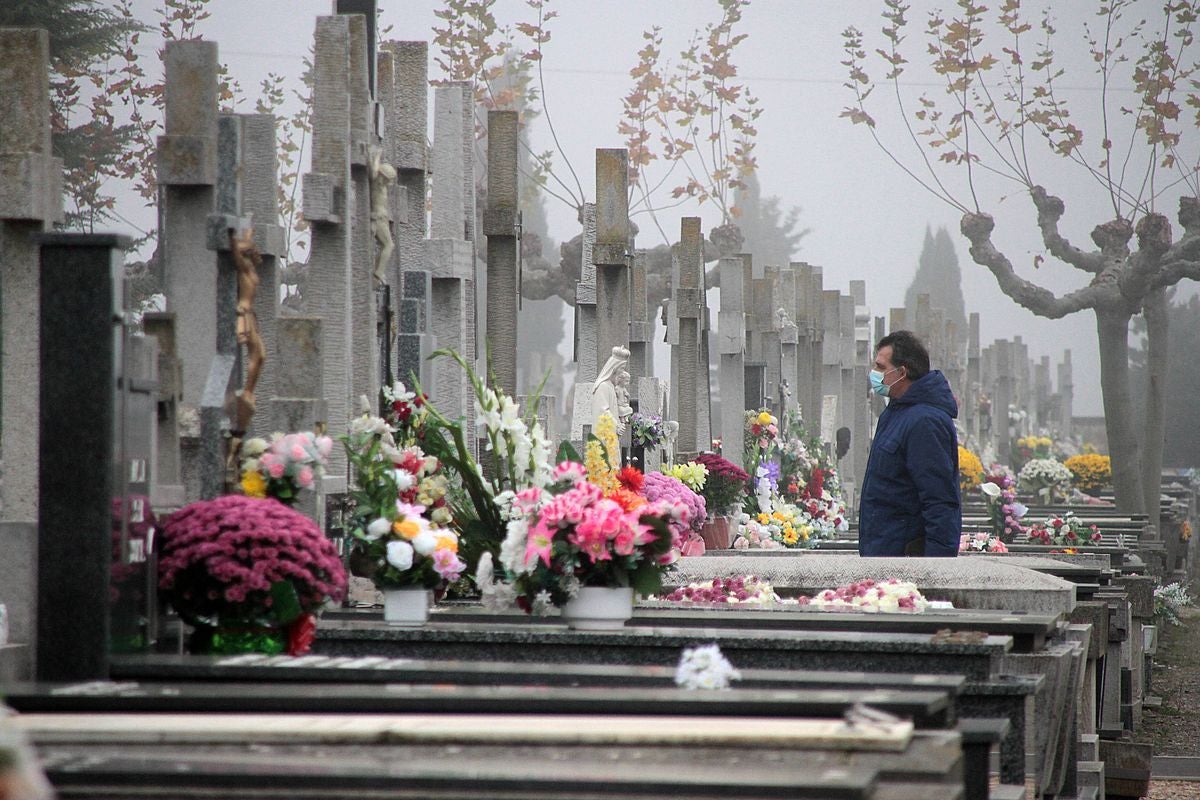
[[960, 212, 1107, 319], [1150, 257, 1200, 290], [1031, 186, 1103, 274]]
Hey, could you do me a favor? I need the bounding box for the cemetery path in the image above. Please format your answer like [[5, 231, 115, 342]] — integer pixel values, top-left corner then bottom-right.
[[1144, 603, 1200, 800]]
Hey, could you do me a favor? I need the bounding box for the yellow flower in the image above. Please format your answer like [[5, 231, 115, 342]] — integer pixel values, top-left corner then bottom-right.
[[1064, 453, 1112, 494], [958, 446, 984, 493], [240, 469, 267, 498], [393, 518, 421, 540], [757, 411, 774, 426], [435, 533, 458, 553], [782, 528, 799, 545], [757, 513, 770, 525], [585, 438, 618, 494]]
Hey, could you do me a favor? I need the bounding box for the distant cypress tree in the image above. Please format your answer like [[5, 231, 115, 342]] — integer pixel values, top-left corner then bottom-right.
[[731, 173, 811, 270], [904, 226, 967, 335]]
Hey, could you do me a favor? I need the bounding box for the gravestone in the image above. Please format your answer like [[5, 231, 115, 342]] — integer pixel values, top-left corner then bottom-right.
[[37, 233, 129, 680], [628, 251, 653, 388]]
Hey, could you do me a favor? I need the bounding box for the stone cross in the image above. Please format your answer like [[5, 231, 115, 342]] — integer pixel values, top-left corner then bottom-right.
[[594, 148, 631, 369], [157, 40, 218, 413], [776, 266, 800, 414], [341, 11, 381, 417], [967, 311, 981, 444], [628, 251, 653, 388], [994, 339, 1014, 462], [239, 114, 286, 439], [199, 114, 248, 500], [302, 14, 355, 476], [426, 83, 476, 420], [671, 217, 706, 456], [1035, 356, 1052, 432], [0, 27, 63, 523], [382, 41, 431, 390], [717, 256, 746, 457], [760, 265, 783, 418], [573, 203, 599, 385], [484, 110, 519, 397], [268, 316, 327, 523]]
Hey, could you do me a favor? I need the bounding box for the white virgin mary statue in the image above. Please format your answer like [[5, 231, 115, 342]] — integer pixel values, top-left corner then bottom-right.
[[591, 345, 631, 434]]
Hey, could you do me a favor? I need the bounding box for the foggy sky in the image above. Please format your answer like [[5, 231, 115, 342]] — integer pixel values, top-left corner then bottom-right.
[[116, 0, 1200, 417]]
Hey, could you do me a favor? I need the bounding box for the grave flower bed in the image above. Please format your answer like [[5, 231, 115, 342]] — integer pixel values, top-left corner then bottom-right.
[[796, 579, 930, 613], [1027, 511, 1103, 547]]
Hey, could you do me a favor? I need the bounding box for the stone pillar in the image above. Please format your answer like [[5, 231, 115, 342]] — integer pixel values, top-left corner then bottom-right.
[[141, 313, 186, 509], [427, 83, 476, 418], [718, 256, 746, 455], [239, 114, 285, 438], [1035, 356, 1052, 432], [806, 266, 825, 427], [485, 110, 519, 398], [967, 312, 981, 446], [268, 317, 328, 437], [792, 262, 813, 423], [673, 218, 704, 456], [303, 15, 354, 474], [995, 340, 1014, 462], [158, 40, 218, 410], [760, 266, 783, 418], [850, 280, 871, 495], [1058, 350, 1073, 440], [838, 293, 857, 484], [594, 148, 630, 369], [37, 233, 129, 681], [0, 27, 62, 523], [821, 290, 842, 450]]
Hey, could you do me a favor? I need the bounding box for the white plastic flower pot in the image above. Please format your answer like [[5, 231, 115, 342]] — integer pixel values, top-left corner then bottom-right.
[[383, 588, 430, 627], [562, 586, 634, 631]]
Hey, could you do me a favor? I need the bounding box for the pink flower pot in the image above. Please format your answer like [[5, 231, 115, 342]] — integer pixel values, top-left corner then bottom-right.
[[700, 516, 733, 550]]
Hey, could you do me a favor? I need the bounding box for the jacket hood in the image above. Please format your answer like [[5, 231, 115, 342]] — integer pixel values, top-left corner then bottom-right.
[[891, 370, 958, 418]]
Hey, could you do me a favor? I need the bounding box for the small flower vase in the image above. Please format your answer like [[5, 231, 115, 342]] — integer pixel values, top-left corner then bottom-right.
[[699, 515, 733, 550], [562, 586, 634, 630], [383, 587, 430, 627]]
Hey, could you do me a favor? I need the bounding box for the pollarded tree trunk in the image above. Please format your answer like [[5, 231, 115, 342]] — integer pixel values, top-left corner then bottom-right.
[[1095, 307, 1144, 513], [1140, 288, 1170, 532]]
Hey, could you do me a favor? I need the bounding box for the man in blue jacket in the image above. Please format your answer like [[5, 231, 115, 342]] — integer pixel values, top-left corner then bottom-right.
[[858, 330, 961, 557]]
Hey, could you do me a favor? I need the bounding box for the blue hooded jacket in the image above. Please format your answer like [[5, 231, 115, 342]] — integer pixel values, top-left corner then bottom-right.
[[858, 370, 961, 557]]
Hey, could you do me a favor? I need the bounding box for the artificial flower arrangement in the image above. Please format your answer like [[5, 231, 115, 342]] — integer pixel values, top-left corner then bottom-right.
[[662, 575, 782, 604], [665, 461, 708, 494], [735, 506, 818, 549], [1018, 457, 1073, 499], [958, 445, 984, 493], [774, 410, 849, 532], [341, 405, 466, 594], [1153, 581, 1194, 627], [630, 411, 666, 449], [1027, 511, 1104, 547], [693, 452, 750, 516], [238, 431, 333, 505], [1015, 435, 1054, 460], [979, 473, 1029, 542], [675, 643, 742, 690], [743, 408, 779, 474], [641, 470, 707, 532], [796, 579, 930, 613], [475, 454, 691, 615], [959, 531, 1010, 553], [1063, 453, 1112, 495], [157, 494, 347, 655]]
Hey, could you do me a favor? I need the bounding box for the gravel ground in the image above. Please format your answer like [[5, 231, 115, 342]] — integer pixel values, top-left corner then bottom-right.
[[1140, 602, 1200, 798]]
